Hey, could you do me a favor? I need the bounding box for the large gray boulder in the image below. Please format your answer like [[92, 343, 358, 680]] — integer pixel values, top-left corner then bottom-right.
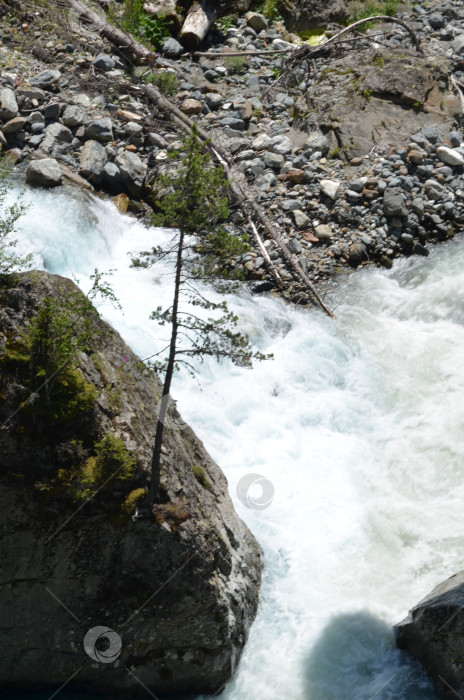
[[25, 158, 63, 187], [79, 140, 106, 185], [0, 271, 262, 697], [395, 572, 464, 700], [280, 0, 348, 32], [115, 150, 147, 197]]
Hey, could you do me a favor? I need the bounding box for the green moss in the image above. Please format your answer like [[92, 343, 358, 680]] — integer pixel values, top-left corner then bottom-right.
[[122, 487, 146, 515], [225, 55, 247, 75], [67, 434, 137, 501]]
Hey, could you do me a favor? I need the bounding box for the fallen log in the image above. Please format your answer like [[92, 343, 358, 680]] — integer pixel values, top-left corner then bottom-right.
[[179, 0, 235, 49]]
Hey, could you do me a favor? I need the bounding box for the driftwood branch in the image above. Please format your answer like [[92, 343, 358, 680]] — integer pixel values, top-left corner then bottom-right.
[[286, 15, 421, 72]]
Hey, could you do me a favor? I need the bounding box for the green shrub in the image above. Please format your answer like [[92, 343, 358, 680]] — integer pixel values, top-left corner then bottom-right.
[[143, 70, 178, 96], [217, 13, 238, 30], [192, 464, 211, 490], [1, 294, 98, 427], [225, 55, 247, 74], [122, 487, 146, 514], [0, 161, 31, 279], [348, 0, 401, 24], [117, 0, 170, 49], [73, 434, 136, 500]]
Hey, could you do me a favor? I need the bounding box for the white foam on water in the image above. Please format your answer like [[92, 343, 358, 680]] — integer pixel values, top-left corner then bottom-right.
[[10, 185, 464, 699]]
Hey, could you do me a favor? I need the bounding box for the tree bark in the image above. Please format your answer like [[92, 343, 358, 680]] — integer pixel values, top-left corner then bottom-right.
[[149, 224, 185, 504]]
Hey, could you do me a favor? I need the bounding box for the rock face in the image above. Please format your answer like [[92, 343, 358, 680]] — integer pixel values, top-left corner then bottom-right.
[[395, 572, 464, 700], [0, 272, 262, 697]]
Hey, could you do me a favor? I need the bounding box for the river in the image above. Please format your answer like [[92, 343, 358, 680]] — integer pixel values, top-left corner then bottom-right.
[[9, 181, 464, 699]]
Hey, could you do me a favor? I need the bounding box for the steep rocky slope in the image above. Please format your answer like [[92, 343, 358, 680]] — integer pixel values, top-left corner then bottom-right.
[[0, 271, 262, 696]]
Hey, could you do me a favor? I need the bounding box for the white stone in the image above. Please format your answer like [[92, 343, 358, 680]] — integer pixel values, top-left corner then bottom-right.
[[320, 179, 341, 201], [293, 210, 310, 229], [436, 146, 464, 167], [270, 134, 293, 155], [252, 133, 272, 150], [315, 224, 332, 239]]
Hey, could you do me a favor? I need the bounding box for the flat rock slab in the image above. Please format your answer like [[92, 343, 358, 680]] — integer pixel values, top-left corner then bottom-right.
[[29, 69, 61, 89]]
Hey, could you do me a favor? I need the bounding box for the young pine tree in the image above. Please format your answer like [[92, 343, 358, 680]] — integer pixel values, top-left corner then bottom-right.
[[132, 128, 271, 506]]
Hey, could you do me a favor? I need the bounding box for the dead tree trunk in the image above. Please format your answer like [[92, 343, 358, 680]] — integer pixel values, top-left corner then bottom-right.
[[180, 0, 235, 49], [65, 0, 154, 62]]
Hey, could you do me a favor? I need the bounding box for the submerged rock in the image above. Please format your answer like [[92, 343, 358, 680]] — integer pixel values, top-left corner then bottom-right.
[[395, 572, 464, 700], [0, 272, 262, 697]]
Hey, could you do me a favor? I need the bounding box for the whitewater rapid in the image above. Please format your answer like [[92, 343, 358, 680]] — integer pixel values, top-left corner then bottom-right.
[[11, 182, 464, 699]]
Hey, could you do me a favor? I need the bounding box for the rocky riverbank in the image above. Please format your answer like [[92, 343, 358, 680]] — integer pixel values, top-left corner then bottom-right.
[[2, 0, 464, 305]]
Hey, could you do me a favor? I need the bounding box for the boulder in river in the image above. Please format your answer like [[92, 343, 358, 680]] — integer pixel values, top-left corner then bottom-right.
[[26, 158, 63, 187], [395, 571, 464, 700], [0, 271, 262, 697]]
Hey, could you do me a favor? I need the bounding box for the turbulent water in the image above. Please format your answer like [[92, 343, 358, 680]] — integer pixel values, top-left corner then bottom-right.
[[9, 182, 464, 699]]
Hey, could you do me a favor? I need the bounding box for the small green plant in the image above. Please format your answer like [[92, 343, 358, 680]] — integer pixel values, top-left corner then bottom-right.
[[257, 0, 282, 22], [143, 70, 178, 96], [122, 487, 146, 515], [252, 107, 262, 120], [72, 434, 136, 500], [192, 464, 211, 490], [330, 146, 340, 157], [348, 0, 401, 26], [114, 0, 170, 49], [362, 88, 372, 100], [217, 13, 238, 30], [225, 55, 247, 75], [1, 270, 119, 432]]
